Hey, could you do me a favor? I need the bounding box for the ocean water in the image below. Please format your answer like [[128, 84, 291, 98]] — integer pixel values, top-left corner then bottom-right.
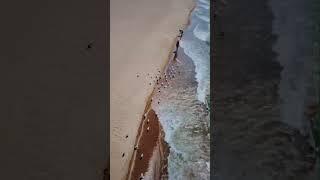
[[152, 0, 210, 179], [180, 0, 210, 104]]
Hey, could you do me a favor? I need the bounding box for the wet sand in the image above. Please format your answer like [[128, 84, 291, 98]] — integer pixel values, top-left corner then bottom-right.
[[126, 106, 160, 179], [126, 107, 168, 180]]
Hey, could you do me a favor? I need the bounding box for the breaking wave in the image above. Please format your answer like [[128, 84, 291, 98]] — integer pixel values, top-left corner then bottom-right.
[[181, 0, 210, 104], [153, 85, 210, 180]]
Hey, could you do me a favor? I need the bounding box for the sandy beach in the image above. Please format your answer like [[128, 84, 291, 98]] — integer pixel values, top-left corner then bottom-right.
[[110, 0, 194, 179]]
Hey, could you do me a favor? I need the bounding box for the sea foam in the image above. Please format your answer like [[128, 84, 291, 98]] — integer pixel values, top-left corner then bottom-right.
[[181, 0, 210, 104], [153, 86, 210, 180], [152, 0, 211, 179]]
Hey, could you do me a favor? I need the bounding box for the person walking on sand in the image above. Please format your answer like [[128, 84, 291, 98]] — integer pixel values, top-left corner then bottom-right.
[[147, 119, 150, 124], [173, 50, 178, 60], [176, 40, 180, 49], [147, 126, 150, 132], [134, 145, 138, 150], [178, 29, 184, 38], [140, 173, 144, 180], [140, 153, 144, 160]]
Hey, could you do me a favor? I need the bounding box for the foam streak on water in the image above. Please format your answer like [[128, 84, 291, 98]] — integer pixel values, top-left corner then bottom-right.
[[152, 0, 210, 179], [181, 0, 210, 104]]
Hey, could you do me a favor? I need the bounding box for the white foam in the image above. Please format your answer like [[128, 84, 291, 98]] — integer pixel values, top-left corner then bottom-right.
[[180, 0, 210, 104], [180, 38, 210, 104], [193, 23, 210, 42], [195, 0, 210, 23], [152, 87, 210, 180], [196, 14, 210, 23]]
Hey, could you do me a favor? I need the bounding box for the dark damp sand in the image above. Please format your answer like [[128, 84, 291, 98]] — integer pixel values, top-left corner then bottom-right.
[[214, 0, 317, 180], [128, 108, 160, 180]]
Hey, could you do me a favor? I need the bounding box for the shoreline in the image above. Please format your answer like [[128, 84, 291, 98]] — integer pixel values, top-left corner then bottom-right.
[[110, 0, 195, 179], [126, 36, 191, 180], [125, 2, 197, 179]]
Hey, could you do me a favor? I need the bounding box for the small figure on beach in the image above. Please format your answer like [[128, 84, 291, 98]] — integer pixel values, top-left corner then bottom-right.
[[134, 145, 138, 150], [137, 74, 139, 78], [176, 40, 180, 49], [147, 126, 150, 132], [158, 101, 160, 104], [140, 173, 144, 180], [147, 119, 150, 124], [151, 98, 153, 102], [173, 50, 178, 60], [122, 153, 125, 157], [125, 135, 128, 138], [140, 153, 144, 160], [143, 113, 147, 119], [178, 29, 184, 38]]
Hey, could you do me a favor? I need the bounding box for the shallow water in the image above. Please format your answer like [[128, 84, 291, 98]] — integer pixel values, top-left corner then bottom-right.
[[151, 0, 211, 179]]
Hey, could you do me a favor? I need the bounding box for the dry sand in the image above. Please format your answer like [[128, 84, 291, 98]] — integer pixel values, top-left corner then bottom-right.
[[110, 0, 194, 179]]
